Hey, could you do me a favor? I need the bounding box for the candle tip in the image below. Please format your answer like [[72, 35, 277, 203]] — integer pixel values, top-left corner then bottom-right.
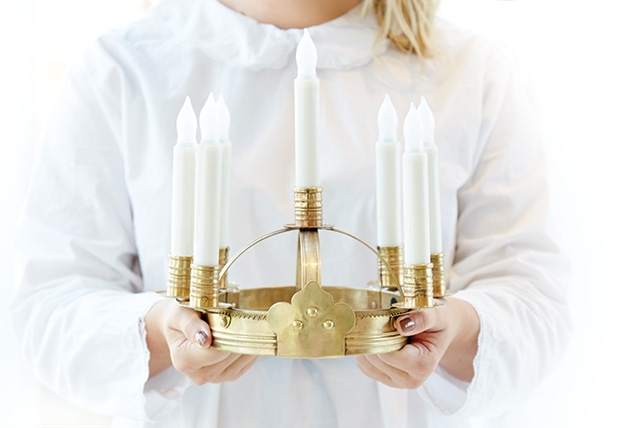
[[296, 29, 317, 78], [403, 102, 424, 153], [200, 93, 219, 142], [216, 94, 231, 142], [377, 94, 398, 142], [418, 96, 435, 147], [176, 96, 197, 145]]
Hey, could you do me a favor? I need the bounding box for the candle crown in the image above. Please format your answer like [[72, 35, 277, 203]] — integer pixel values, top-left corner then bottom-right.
[[403, 103, 424, 153], [418, 96, 435, 147], [176, 96, 197, 145], [296, 29, 317, 78], [377, 94, 398, 142], [166, 32, 448, 361], [200, 93, 220, 143]]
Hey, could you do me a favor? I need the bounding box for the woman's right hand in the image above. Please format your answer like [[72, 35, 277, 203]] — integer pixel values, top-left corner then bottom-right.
[[145, 298, 258, 384]]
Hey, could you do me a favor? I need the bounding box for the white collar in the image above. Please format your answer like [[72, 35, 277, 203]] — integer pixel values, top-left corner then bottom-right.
[[154, 0, 389, 71]]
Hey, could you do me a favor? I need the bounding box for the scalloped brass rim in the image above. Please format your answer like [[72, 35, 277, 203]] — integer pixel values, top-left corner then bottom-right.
[[182, 285, 412, 357]]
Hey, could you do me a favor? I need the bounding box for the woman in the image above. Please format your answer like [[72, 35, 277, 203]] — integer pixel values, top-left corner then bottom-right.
[[11, 0, 570, 426]]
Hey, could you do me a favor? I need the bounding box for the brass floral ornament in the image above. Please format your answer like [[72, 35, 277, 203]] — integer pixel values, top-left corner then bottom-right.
[[267, 281, 356, 358]]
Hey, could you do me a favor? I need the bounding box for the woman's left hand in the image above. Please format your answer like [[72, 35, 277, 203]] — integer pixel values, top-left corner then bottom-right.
[[356, 297, 479, 388]]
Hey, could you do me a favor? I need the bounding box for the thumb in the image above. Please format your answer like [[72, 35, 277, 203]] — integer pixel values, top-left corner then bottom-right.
[[395, 310, 431, 337], [177, 306, 212, 349]]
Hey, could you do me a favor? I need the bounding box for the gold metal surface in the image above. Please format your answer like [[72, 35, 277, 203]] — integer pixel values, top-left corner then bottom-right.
[[219, 247, 229, 290], [167, 255, 192, 299], [431, 252, 447, 297], [377, 246, 403, 291], [169, 185, 447, 358], [190, 264, 220, 308], [193, 285, 409, 357], [402, 264, 434, 308], [268, 282, 355, 358], [179, 224, 417, 358], [294, 187, 323, 228], [296, 230, 321, 291]]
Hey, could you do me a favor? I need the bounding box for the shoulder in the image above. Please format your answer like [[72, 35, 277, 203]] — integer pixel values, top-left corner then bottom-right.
[[70, 0, 208, 91], [427, 18, 521, 87]]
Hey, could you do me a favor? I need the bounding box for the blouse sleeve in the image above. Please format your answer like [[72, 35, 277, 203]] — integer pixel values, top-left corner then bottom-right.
[[10, 43, 188, 421], [420, 44, 572, 417]]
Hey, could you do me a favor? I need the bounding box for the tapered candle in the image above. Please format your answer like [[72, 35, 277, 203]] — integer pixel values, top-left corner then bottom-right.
[[418, 97, 442, 254], [170, 96, 197, 256], [194, 93, 222, 266], [216, 95, 232, 249], [402, 103, 430, 265], [294, 29, 320, 188], [376, 94, 403, 247]]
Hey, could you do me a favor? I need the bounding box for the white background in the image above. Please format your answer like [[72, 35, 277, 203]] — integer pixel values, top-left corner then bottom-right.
[[1, 0, 627, 426]]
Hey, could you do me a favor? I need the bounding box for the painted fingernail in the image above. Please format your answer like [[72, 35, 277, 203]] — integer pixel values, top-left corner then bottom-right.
[[195, 330, 208, 347], [398, 316, 415, 333]]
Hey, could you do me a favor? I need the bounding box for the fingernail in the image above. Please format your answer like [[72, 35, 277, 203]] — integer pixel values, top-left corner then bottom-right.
[[195, 330, 208, 347], [398, 316, 415, 333]]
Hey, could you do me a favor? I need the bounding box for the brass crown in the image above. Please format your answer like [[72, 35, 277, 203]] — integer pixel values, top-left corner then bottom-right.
[[166, 187, 449, 358]]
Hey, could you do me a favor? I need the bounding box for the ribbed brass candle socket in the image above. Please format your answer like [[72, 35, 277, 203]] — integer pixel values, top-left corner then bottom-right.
[[431, 252, 446, 297], [219, 247, 229, 290], [294, 187, 323, 228], [402, 264, 434, 308], [167, 255, 193, 299], [190, 264, 220, 309], [377, 246, 403, 291]]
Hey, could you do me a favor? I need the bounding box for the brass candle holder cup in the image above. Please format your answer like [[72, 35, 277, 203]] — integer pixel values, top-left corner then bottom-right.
[[431, 252, 448, 298], [402, 264, 434, 308], [167, 255, 193, 299], [377, 246, 404, 291], [166, 187, 449, 358]]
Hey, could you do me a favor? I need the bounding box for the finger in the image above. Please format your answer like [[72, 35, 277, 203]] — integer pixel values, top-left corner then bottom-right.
[[372, 347, 429, 388], [395, 310, 431, 337], [193, 353, 259, 384], [360, 353, 411, 381], [168, 304, 212, 349], [357, 345, 436, 389], [356, 355, 396, 388], [207, 354, 258, 383], [379, 343, 439, 382], [173, 345, 233, 376]]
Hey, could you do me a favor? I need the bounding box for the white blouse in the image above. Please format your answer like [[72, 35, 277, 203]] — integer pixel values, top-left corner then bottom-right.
[[11, 0, 571, 427]]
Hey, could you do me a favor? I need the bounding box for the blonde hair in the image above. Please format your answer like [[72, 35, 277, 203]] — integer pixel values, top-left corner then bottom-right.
[[363, 0, 441, 57]]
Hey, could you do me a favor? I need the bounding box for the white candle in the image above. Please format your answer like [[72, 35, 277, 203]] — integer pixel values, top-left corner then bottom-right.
[[193, 93, 222, 266], [216, 94, 232, 249], [402, 103, 431, 265], [418, 97, 443, 254], [170, 96, 197, 256], [376, 94, 403, 248], [294, 29, 320, 188]]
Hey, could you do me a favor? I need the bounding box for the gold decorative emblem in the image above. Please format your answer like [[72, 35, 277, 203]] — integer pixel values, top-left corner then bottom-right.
[[267, 281, 356, 358]]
